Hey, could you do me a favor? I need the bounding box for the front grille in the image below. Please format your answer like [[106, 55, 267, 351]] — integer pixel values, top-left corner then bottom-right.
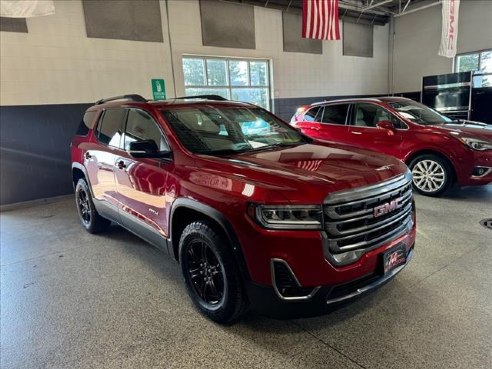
[[323, 172, 413, 254]]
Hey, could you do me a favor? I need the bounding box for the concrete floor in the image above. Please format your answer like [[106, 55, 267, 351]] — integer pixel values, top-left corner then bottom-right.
[[1, 186, 491, 369]]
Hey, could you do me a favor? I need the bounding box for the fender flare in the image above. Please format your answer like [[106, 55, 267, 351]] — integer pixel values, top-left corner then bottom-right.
[[71, 163, 95, 197], [170, 198, 251, 282]]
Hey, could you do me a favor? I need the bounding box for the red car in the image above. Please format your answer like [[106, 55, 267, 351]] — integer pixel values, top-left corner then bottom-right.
[[71, 95, 416, 323], [291, 97, 492, 196]]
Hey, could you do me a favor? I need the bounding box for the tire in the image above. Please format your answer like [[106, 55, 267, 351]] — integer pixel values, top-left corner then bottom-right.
[[409, 154, 453, 196], [75, 178, 111, 233], [179, 221, 247, 324]]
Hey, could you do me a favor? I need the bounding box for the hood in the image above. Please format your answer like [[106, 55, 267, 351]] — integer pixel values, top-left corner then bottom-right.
[[195, 143, 408, 204], [438, 122, 492, 141]]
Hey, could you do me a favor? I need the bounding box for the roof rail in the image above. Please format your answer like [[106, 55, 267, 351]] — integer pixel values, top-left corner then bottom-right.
[[175, 95, 228, 101], [95, 94, 147, 105]]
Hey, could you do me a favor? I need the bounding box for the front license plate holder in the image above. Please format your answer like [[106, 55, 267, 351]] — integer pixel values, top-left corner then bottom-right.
[[383, 245, 407, 274]]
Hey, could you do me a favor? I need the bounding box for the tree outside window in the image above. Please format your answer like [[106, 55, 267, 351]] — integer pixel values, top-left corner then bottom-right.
[[455, 50, 492, 87], [182, 57, 271, 110]]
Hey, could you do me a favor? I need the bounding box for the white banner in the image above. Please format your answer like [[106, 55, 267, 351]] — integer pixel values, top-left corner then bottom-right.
[[439, 0, 460, 58], [1, 0, 55, 18]]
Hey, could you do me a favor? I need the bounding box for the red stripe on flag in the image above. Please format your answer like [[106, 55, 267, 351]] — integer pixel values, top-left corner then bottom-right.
[[302, 0, 340, 41]]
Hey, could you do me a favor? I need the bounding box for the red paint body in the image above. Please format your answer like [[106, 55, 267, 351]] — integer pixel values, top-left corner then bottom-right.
[[291, 97, 492, 187], [71, 99, 416, 312]]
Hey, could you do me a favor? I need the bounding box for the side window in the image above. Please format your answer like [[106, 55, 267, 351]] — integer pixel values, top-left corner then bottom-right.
[[96, 109, 126, 147], [354, 103, 406, 128], [304, 106, 321, 122], [75, 111, 97, 136], [124, 109, 168, 151], [321, 104, 349, 125]]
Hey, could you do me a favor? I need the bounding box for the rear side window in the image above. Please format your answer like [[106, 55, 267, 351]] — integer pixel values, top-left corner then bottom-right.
[[124, 109, 168, 151], [320, 104, 349, 125], [96, 109, 126, 147], [75, 111, 96, 136], [304, 106, 321, 122]]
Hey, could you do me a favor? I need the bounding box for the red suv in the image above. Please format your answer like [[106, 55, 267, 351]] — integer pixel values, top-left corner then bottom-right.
[[291, 97, 492, 196], [71, 95, 416, 323]]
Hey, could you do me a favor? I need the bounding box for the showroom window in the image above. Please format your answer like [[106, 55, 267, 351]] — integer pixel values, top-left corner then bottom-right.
[[182, 57, 271, 110], [455, 50, 492, 87]]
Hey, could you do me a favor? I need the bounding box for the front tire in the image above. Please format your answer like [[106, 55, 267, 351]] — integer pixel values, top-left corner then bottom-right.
[[75, 178, 111, 233], [179, 221, 247, 324], [409, 154, 453, 196]]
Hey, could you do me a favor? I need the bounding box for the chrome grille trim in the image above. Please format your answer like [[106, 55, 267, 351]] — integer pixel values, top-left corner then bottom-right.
[[327, 215, 413, 252], [324, 171, 412, 205], [325, 201, 413, 237], [323, 170, 414, 259]]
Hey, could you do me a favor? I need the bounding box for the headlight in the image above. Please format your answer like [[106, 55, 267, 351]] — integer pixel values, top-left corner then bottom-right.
[[459, 137, 492, 151], [250, 204, 323, 230]]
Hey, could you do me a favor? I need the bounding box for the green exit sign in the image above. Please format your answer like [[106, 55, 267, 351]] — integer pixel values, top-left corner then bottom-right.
[[152, 79, 166, 100]]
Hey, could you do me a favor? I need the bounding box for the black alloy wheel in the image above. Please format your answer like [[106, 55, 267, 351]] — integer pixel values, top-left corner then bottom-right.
[[77, 186, 91, 227], [184, 239, 225, 306], [75, 178, 111, 233], [179, 221, 247, 323]]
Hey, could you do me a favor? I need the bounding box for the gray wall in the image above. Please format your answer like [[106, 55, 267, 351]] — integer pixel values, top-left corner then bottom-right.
[[0, 104, 90, 205], [200, 0, 255, 49], [82, 0, 163, 42]]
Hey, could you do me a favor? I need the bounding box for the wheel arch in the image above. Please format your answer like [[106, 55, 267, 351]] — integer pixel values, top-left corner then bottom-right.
[[404, 149, 457, 183], [170, 199, 251, 282], [72, 163, 97, 199]]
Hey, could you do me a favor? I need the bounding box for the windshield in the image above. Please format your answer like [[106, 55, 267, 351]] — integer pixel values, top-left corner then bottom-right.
[[161, 106, 307, 155], [388, 101, 453, 125]]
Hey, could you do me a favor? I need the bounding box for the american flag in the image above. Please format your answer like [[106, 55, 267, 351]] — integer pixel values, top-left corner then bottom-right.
[[302, 0, 341, 41]]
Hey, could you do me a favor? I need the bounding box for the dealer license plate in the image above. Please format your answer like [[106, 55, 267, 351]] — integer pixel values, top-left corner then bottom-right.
[[383, 245, 407, 274]]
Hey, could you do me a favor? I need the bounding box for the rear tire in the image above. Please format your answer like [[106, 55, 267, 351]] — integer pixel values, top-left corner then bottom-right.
[[409, 154, 453, 196], [179, 220, 247, 324], [75, 178, 111, 233]]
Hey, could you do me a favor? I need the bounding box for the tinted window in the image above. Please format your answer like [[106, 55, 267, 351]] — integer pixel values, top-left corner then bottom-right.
[[96, 109, 126, 147], [75, 111, 96, 136], [124, 109, 168, 151], [304, 106, 321, 122], [321, 104, 349, 125], [354, 103, 406, 128]]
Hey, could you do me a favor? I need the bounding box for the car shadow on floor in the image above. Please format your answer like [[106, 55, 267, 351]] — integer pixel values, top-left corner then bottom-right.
[[434, 184, 492, 202]]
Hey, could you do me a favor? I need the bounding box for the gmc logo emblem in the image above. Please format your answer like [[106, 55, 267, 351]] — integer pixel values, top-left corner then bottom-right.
[[373, 197, 404, 218]]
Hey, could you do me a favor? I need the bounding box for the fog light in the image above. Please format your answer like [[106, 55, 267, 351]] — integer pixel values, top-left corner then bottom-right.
[[472, 166, 491, 177]]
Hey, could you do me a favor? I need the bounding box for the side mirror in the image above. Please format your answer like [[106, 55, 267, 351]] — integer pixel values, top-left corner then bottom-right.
[[128, 140, 171, 159], [376, 120, 395, 130]]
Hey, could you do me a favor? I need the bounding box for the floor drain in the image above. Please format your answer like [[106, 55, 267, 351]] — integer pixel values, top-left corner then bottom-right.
[[479, 219, 492, 230]]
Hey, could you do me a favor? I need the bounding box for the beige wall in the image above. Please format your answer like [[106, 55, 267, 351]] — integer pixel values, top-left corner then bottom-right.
[[392, 0, 492, 92], [0, 0, 175, 106], [0, 0, 389, 107]]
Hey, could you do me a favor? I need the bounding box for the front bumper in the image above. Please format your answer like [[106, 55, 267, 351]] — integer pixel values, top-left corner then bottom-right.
[[455, 149, 492, 186], [247, 246, 414, 319]]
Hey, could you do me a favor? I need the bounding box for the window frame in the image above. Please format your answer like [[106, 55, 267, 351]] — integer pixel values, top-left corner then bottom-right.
[[123, 108, 171, 153], [182, 56, 271, 110], [349, 103, 408, 130], [454, 49, 492, 87], [319, 103, 351, 126], [94, 108, 128, 149]]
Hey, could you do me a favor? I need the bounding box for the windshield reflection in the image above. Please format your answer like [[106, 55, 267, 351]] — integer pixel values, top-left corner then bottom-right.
[[161, 106, 308, 155]]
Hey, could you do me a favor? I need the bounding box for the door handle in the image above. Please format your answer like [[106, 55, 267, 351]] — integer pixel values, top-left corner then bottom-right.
[[351, 131, 362, 135], [116, 160, 127, 170], [85, 152, 92, 159]]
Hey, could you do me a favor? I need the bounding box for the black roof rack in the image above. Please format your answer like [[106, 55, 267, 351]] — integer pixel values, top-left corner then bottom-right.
[[174, 95, 228, 101], [95, 94, 147, 105]]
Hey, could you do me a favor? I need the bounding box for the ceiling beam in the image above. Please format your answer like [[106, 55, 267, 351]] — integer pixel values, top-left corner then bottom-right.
[[394, 0, 442, 17]]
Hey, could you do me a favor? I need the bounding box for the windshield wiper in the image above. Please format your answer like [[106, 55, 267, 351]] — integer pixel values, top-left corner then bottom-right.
[[197, 148, 250, 156], [245, 142, 305, 153]]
